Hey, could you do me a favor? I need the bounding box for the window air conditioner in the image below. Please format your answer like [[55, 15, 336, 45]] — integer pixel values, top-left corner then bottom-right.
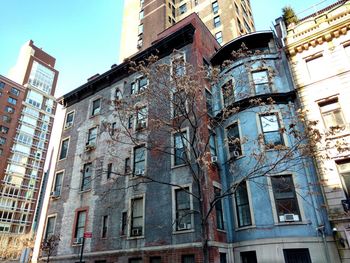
[[131, 227, 142, 236], [211, 155, 218, 163], [135, 169, 145, 176], [279, 214, 299, 222], [73, 237, 83, 244], [177, 223, 188, 230]]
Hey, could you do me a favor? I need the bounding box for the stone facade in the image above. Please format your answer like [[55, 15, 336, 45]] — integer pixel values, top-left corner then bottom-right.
[[281, 1, 350, 262]]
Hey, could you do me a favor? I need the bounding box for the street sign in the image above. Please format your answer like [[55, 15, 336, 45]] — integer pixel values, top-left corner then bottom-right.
[[83, 232, 92, 238]]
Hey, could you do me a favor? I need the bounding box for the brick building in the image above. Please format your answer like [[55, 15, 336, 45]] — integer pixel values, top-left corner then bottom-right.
[[0, 40, 58, 251], [119, 0, 255, 60]]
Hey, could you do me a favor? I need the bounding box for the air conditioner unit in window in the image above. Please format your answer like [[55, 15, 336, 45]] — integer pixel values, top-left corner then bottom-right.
[[85, 143, 96, 151], [131, 227, 142, 236], [135, 169, 145, 176], [279, 214, 299, 222], [64, 122, 72, 129], [177, 223, 188, 230], [50, 191, 60, 198], [73, 237, 83, 244], [211, 155, 218, 164]]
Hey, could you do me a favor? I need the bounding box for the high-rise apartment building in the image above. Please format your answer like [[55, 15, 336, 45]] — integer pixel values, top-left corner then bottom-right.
[[0, 40, 58, 244], [120, 0, 255, 60]]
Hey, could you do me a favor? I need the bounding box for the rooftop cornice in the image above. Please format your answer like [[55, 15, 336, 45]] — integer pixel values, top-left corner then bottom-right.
[[285, 1, 350, 56]]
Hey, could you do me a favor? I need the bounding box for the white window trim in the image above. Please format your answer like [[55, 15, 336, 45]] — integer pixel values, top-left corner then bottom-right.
[[44, 213, 57, 239], [51, 170, 64, 198], [130, 143, 147, 178], [232, 180, 255, 229], [249, 67, 274, 95], [131, 75, 149, 95], [89, 96, 102, 117], [127, 194, 145, 239], [255, 110, 289, 150], [220, 76, 236, 108], [267, 173, 306, 224], [64, 110, 75, 130], [58, 136, 70, 161], [172, 184, 194, 234], [80, 162, 93, 193], [171, 127, 190, 168], [224, 119, 244, 159], [86, 125, 99, 147], [134, 103, 148, 131], [170, 50, 186, 77], [213, 182, 226, 232]]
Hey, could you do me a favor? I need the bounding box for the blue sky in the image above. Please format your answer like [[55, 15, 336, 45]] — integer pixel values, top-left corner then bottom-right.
[[0, 0, 336, 97]]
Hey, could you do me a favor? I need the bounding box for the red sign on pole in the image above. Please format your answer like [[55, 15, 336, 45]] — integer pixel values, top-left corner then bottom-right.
[[84, 232, 92, 238]]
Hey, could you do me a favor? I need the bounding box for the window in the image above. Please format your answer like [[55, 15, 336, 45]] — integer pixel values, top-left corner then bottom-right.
[[107, 163, 112, 179], [226, 122, 242, 158], [133, 146, 146, 176], [179, 3, 187, 15], [87, 127, 98, 147], [101, 215, 108, 238], [74, 210, 87, 240], [0, 137, 7, 145], [125, 157, 131, 174], [306, 54, 326, 80], [137, 37, 143, 48], [212, 1, 219, 14], [0, 148, 3, 156], [81, 163, 92, 191], [139, 10, 144, 20], [319, 98, 345, 129], [235, 181, 252, 227], [221, 79, 235, 106], [65, 111, 74, 129], [259, 114, 284, 147], [45, 216, 56, 239], [337, 161, 350, 196], [252, 70, 269, 94], [0, 126, 9, 134], [131, 76, 148, 94], [215, 31, 223, 44], [136, 106, 147, 130], [214, 16, 221, 27], [138, 24, 143, 35], [59, 138, 69, 160], [220, 253, 227, 263], [283, 249, 311, 263], [130, 197, 144, 237], [121, 211, 127, 235], [175, 187, 192, 230], [241, 251, 257, 263], [7, 97, 17, 105], [214, 187, 224, 230], [174, 131, 187, 166], [5, 106, 14, 113], [0, 81, 4, 89], [271, 175, 300, 222], [150, 257, 161, 263], [110, 122, 116, 136], [128, 115, 134, 129], [53, 172, 63, 196], [171, 53, 186, 77], [140, 0, 144, 5], [115, 88, 122, 101], [172, 90, 187, 117], [206, 89, 213, 115], [182, 255, 195, 263], [10, 87, 20, 96], [209, 132, 217, 157], [2, 115, 11, 123], [91, 98, 101, 116]]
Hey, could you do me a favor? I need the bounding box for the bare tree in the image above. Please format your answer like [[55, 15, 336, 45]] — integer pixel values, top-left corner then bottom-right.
[[89, 47, 347, 263], [40, 234, 60, 263]]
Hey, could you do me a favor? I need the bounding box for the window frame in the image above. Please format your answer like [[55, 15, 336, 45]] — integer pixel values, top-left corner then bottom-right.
[[172, 128, 189, 167], [251, 69, 270, 95], [52, 170, 64, 197], [318, 97, 346, 130], [58, 137, 70, 160], [135, 105, 148, 130], [44, 214, 57, 240], [87, 126, 98, 147], [81, 163, 92, 192], [107, 163, 113, 179], [215, 31, 223, 44], [214, 15, 221, 27], [133, 145, 146, 176], [269, 174, 302, 223], [234, 181, 253, 228], [225, 121, 243, 159], [101, 215, 108, 238], [214, 186, 224, 230], [64, 110, 75, 129], [172, 185, 193, 232], [212, 1, 219, 14], [129, 196, 145, 238], [259, 112, 285, 149], [91, 98, 101, 116], [72, 208, 88, 244]]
